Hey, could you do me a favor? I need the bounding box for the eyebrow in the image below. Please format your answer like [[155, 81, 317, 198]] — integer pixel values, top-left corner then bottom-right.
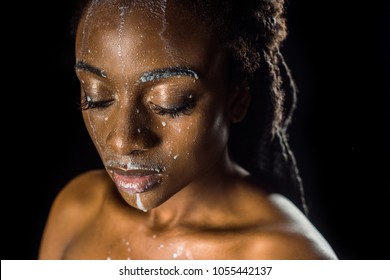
[[74, 62, 199, 83], [74, 61, 107, 78], [137, 67, 199, 83]]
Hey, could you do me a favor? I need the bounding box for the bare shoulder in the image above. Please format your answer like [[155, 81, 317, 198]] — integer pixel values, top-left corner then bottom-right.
[[242, 193, 338, 260], [39, 169, 113, 259]]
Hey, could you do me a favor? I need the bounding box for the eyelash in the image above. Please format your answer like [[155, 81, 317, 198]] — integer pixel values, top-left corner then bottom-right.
[[150, 101, 196, 118], [79, 95, 196, 118], [80, 95, 114, 110]]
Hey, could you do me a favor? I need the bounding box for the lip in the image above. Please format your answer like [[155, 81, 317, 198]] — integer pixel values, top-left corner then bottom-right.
[[109, 168, 162, 194]]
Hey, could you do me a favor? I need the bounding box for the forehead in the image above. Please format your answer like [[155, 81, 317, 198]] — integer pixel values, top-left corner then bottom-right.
[[75, 0, 223, 78], [78, 0, 177, 33]]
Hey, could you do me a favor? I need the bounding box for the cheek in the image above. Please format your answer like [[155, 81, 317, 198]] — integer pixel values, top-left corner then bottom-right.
[[82, 111, 109, 154], [196, 111, 229, 152], [167, 109, 229, 165]]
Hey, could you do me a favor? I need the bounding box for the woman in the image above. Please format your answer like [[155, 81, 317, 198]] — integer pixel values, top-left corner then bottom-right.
[[39, 0, 337, 259]]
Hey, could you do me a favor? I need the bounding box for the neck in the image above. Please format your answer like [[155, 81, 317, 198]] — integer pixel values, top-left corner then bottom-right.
[[144, 151, 249, 229]]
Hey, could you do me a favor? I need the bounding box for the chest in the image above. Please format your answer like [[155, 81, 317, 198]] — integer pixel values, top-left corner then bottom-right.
[[62, 220, 252, 260]]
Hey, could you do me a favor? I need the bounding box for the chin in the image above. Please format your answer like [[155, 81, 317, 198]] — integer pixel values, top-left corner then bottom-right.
[[119, 188, 172, 212]]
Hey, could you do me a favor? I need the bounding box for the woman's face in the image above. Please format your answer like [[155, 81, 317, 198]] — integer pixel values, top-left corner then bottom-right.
[[75, 0, 235, 211]]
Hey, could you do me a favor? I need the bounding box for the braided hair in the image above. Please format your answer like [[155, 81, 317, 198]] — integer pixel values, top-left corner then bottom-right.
[[197, 0, 308, 214], [72, 0, 308, 214]]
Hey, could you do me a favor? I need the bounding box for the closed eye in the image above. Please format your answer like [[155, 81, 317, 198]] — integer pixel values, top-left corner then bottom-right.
[[80, 95, 114, 110], [149, 101, 196, 118]]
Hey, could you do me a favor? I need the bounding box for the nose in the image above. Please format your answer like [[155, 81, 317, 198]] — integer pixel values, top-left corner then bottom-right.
[[106, 106, 159, 155]]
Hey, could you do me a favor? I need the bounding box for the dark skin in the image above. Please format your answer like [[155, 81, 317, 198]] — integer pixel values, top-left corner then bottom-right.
[[39, 0, 337, 260]]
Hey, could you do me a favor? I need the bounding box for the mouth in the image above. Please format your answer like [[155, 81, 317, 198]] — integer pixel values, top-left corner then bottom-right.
[[107, 166, 163, 194]]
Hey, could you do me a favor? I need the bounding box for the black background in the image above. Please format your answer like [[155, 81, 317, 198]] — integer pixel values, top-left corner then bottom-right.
[[2, 1, 389, 260]]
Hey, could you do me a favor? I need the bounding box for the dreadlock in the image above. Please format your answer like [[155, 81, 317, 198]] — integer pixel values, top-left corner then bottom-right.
[[72, 0, 308, 214], [172, 0, 308, 214]]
